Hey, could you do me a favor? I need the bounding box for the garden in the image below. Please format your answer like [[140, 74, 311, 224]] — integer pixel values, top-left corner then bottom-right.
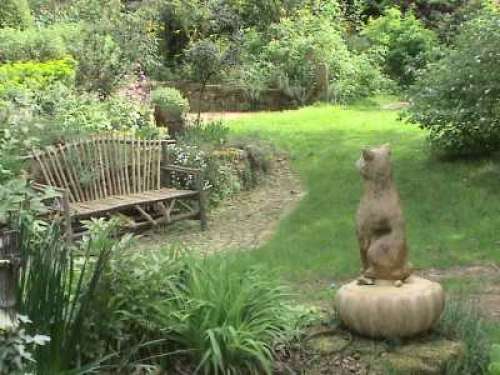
[[1, 0, 500, 374]]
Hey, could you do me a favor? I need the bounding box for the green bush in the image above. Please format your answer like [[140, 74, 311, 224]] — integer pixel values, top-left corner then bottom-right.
[[179, 120, 229, 146], [0, 25, 75, 63], [362, 7, 439, 87], [163, 259, 299, 374], [239, 7, 385, 105], [0, 316, 49, 375], [151, 87, 190, 118], [0, 0, 33, 29], [0, 58, 76, 98], [72, 27, 125, 97], [405, 11, 500, 157], [80, 245, 188, 369], [85, 247, 302, 373], [17, 218, 131, 373]]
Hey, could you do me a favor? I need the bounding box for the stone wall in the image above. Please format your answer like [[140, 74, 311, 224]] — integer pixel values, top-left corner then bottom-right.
[[162, 81, 298, 112]]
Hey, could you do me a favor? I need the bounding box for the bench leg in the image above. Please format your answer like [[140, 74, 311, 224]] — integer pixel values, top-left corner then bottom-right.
[[198, 191, 208, 231], [62, 190, 73, 244]]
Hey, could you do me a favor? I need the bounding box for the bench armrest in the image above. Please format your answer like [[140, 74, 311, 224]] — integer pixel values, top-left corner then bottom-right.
[[161, 164, 202, 175], [32, 182, 67, 195]]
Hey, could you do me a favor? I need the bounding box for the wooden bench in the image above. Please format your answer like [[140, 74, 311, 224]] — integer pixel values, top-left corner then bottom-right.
[[29, 136, 207, 238]]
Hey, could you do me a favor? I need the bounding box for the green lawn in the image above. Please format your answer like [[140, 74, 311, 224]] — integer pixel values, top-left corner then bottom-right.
[[224, 97, 500, 283]]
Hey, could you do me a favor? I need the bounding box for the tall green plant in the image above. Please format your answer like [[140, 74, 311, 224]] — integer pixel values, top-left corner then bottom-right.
[[160, 259, 300, 374], [17, 217, 131, 373]]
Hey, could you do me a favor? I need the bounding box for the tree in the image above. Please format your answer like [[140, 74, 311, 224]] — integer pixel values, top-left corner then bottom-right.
[[362, 7, 438, 86], [405, 11, 500, 156], [185, 39, 239, 121]]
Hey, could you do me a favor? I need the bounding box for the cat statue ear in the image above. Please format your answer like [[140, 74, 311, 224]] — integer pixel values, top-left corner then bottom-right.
[[383, 143, 392, 154], [362, 149, 375, 161]]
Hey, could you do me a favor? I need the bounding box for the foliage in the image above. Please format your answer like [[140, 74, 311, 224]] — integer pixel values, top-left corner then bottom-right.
[[0, 58, 76, 98], [0, 25, 75, 63], [72, 26, 126, 97], [436, 298, 490, 374], [162, 259, 300, 374], [490, 344, 500, 375], [0, 0, 33, 29], [81, 248, 303, 373], [167, 142, 246, 204], [362, 7, 439, 86], [0, 179, 58, 227], [80, 245, 187, 370], [404, 11, 500, 156], [17, 218, 132, 373], [0, 315, 50, 375], [239, 8, 385, 105], [151, 87, 190, 119], [179, 120, 230, 146]]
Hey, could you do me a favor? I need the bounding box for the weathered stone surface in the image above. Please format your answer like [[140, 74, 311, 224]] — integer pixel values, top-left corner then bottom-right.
[[381, 339, 465, 374], [356, 144, 411, 281], [336, 276, 445, 338], [302, 330, 464, 375]]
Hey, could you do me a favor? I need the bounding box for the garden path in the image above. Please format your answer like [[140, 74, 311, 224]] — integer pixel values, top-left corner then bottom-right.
[[139, 155, 305, 254]]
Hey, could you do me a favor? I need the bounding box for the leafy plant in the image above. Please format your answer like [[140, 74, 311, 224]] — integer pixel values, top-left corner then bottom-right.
[[151, 87, 190, 119], [158, 258, 302, 374], [17, 217, 132, 373], [0, 58, 76, 98], [179, 120, 229, 146], [80, 245, 188, 370], [0, 0, 33, 29], [185, 39, 239, 121], [0, 315, 50, 375], [0, 25, 74, 63], [362, 7, 439, 87], [404, 10, 500, 157]]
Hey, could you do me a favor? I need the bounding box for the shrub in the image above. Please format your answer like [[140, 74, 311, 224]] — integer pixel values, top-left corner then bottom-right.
[[151, 87, 190, 119], [162, 259, 299, 374], [166, 143, 244, 204], [17, 218, 132, 373], [80, 245, 188, 369], [179, 120, 229, 146], [404, 11, 500, 157], [0, 316, 49, 375], [362, 7, 439, 87], [87, 246, 302, 373], [0, 0, 33, 29], [0, 58, 76, 98], [240, 7, 385, 105], [72, 26, 125, 97], [0, 25, 74, 63]]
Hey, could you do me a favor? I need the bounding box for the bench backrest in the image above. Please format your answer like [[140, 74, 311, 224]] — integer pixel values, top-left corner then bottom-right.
[[31, 136, 175, 203]]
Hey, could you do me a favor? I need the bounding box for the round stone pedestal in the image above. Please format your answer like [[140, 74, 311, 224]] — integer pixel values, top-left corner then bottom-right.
[[335, 276, 444, 338]]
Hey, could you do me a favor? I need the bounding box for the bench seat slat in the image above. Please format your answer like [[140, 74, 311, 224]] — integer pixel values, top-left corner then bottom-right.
[[69, 188, 198, 218]]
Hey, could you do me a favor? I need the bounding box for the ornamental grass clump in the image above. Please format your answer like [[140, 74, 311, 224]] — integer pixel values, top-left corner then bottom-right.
[[161, 259, 300, 374]]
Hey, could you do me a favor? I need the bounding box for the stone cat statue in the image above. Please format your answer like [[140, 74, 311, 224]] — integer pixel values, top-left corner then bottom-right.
[[356, 144, 412, 284]]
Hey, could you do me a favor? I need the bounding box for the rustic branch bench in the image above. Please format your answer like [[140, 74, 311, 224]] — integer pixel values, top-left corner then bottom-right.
[[29, 136, 207, 238]]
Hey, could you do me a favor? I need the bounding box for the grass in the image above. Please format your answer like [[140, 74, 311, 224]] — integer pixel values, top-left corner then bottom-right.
[[223, 96, 500, 284]]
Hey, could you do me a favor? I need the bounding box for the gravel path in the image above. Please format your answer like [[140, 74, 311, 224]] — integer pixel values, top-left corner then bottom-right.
[[138, 157, 305, 255]]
